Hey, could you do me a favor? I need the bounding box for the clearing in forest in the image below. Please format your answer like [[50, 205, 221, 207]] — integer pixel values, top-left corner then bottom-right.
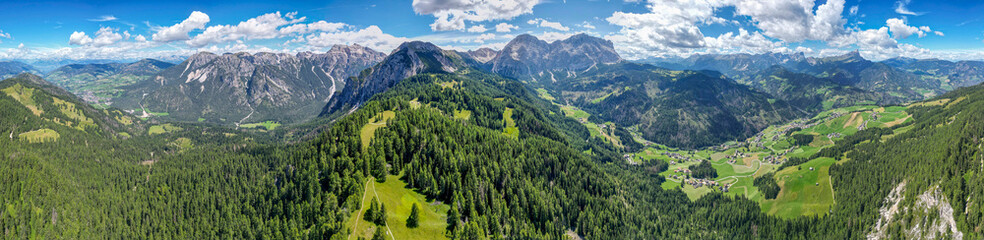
[[360, 111, 396, 149], [348, 175, 449, 240], [18, 128, 59, 143]]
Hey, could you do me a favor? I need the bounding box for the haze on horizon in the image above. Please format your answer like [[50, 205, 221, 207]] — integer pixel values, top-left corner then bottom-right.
[[1, 0, 983, 62]]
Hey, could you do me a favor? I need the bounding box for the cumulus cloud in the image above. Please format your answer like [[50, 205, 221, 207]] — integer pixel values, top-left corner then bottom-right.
[[495, 23, 518, 32], [731, 0, 847, 42], [579, 21, 595, 29], [412, 0, 541, 31], [528, 18, 569, 31], [467, 25, 488, 33], [305, 25, 409, 52], [186, 11, 304, 47], [152, 11, 210, 42], [69, 31, 92, 45], [474, 33, 496, 43], [279, 21, 347, 35], [885, 18, 938, 39]]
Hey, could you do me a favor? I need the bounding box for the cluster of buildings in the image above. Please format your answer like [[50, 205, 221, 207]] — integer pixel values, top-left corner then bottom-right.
[[685, 178, 719, 189]]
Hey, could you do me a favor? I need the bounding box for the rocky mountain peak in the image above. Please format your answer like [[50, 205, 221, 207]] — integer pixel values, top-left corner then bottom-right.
[[490, 34, 621, 81], [321, 41, 463, 116]]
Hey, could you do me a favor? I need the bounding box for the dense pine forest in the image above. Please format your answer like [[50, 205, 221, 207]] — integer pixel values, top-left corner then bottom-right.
[[3, 60, 984, 239]]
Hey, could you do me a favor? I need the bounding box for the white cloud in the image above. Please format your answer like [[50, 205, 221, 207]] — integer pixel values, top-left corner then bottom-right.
[[69, 31, 92, 45], [849, 5, 859, 16], [0, 29, 9, 44], [527, 18, 569, 31], [91, 27, 124, 47], [467, 25, 488, 33], [279, 20, 347, 35], [703, 28, 781, 54], [579, 21, 595, 29], [732, 0, 847, 42], [186, 11, 304, 47], [885, 18, 936, 39], [89, 15, 118, 22], [894, 0, 921, 16], [152, 11, 210, 42], [412, 0, 542, 31], [474, 33, 496, 43], [495, 23, 518, 32], [304, 25, 409, 52]]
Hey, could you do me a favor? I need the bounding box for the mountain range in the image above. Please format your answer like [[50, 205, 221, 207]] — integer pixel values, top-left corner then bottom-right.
[[112, 44, 385, 125], [5, 32, 984, 239]]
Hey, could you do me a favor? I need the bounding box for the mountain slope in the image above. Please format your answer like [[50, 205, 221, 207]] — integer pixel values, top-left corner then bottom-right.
[[747, 66, 894, 112], [883, 57, 984, 89], [0, 61, 42, 79], [562, 63, 801, 148], [320, 41, 466, 116], [0, 73, 138, 140], [45, 59, 175, 106], [115, 45, 384, 125], [653, 51, 947, 103], [489, 33, 621, 82], [297, 44, 386, 90]]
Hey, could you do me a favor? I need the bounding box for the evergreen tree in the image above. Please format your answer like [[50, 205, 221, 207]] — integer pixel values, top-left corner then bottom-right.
[[407, 203, 420, 228], [447, 205, 460, 233], [376, 203, 387, 226], [371, 227, 386, 240], [365, 197, 379, 223]]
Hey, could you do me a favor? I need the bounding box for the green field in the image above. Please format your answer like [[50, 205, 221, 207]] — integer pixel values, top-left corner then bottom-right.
[[18, 128, 60, 143], [503, 108, 518, 138], [148, 123, 183, 135], [536, 88, 555, 101], [348, 176, 449, 240], [361, 111, 396, 149], [240, 121, 281, 131], [641, 105, 910, 216], [452, 109, 471, 120], [760, 157, 837, 219]]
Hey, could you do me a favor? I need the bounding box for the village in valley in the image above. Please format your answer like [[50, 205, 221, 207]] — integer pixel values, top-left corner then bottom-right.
[[619, 104, 912, 218]]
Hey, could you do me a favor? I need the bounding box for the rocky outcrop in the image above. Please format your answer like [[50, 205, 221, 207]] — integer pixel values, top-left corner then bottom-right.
[[115, 44, 386, 124], [297, 44, 386, 90], [321, 41, 462, 116], [490, 33, 621, 81]]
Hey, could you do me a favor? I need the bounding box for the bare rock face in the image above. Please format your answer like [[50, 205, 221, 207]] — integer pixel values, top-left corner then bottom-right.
[[490, 33, 622, 81], [321, 41, 462, 116], [115, 44, 386, 125], [298, 44, 386, 90], [463, 48, 499, 63]]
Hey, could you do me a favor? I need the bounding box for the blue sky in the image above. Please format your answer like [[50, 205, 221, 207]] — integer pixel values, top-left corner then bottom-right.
[[1, 0, 983, 61]]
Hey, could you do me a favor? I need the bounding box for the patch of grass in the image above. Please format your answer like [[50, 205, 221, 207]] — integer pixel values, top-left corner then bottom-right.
[[349, 176, 449, 240], [172, 137, 193, 151], [240, 121, 281, 131], [590, 90, 616, 104], [18, 128, 59, 143], [148, 124, 183, 135], [51, 97, 95, 130], [760, 157, 836, 219], [2, 83, 43, 116], [452, 109, 471, 120], [536, 88, 555, 101], [503, 108, 518, 138], [437, 80, 459, 89], [360, 111, 396, 150], [197, 118, 205, 122]]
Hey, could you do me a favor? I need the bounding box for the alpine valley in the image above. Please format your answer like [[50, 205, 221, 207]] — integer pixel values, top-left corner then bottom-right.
[[3, 5, 984, 240]]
